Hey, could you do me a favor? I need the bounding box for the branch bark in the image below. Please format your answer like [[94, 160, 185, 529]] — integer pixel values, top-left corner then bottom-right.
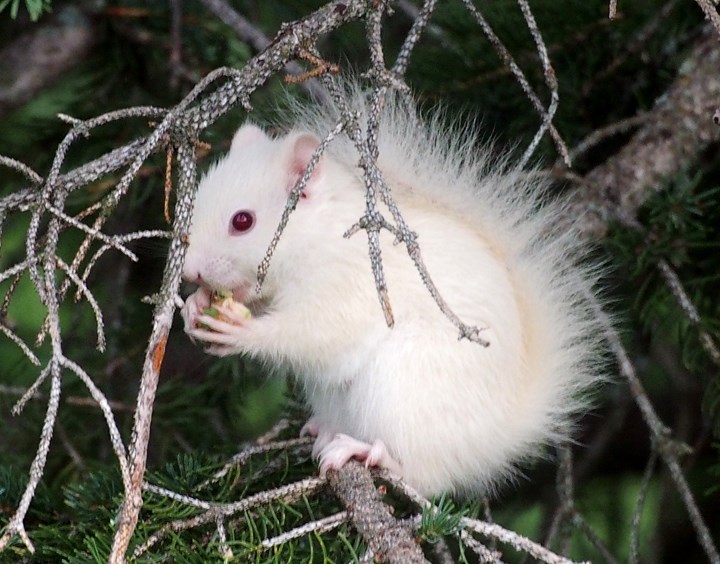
[[570, 26, 720, 239], [327, 461, 428, 563], [108, 138, 195, 560]]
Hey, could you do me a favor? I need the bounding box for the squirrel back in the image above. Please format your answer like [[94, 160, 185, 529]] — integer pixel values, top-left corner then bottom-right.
[[286, 84, 605, 425]]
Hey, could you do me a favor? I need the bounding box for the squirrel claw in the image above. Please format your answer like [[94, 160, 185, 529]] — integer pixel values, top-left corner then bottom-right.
[[318, 434, 402, 476], [300, 418, 320, 438], [301, 419, 336, 458]]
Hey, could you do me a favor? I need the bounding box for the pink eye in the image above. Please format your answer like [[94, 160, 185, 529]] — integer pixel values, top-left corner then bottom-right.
[[230, 210, 255, 234]]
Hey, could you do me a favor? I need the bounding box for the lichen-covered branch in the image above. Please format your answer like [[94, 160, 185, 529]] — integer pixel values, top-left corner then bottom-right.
[[327, 461, 428, 563], [569, 25, 720, 239], [108, 139, 198, 562]]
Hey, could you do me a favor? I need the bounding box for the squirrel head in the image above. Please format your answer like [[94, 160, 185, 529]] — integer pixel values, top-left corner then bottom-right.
[[183, 123, 327, 303]]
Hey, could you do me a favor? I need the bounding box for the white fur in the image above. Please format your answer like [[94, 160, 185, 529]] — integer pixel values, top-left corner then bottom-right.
[[182, 85, 605, 497]]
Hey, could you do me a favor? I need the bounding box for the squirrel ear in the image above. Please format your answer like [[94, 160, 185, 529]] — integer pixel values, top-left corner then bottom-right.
[[286, 133, 323, 199], [230, 123, 267, 152]]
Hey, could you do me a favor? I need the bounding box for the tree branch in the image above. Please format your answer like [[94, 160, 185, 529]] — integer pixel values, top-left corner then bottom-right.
[[570, 26, 720, 239], [327, 461, 428, 563]]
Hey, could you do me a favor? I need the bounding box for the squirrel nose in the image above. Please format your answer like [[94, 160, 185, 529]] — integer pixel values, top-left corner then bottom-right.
[[182, 264, 203, 283], [182, 251, 202, 283]]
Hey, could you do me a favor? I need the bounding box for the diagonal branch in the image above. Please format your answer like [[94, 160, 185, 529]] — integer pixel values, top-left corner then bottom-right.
[[327, 461, 428, 563], [569, 26, 720, 239]]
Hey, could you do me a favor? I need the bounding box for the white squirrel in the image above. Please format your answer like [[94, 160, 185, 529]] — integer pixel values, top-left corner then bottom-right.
[[181, 85, 604, 497]]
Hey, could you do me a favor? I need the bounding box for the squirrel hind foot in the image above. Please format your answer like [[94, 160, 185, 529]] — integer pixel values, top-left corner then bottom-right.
[[318, 433, 402, 476]]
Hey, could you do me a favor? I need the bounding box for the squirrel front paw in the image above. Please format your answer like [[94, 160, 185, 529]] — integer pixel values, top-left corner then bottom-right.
[[181, 287, 212, 333], [186, 308, 246, 356], [184, 292, 252, 356]]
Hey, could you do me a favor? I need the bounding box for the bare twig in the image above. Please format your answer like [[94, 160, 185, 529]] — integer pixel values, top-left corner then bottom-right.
[[56, 422, 87, 472], [200, 437, 313, 487], [393, 0, 439, 76], [0, 365, 61, 553], [609, 0, 619, 19], [516, 0, 562, 168], [0, 384, 135, 412], [0, 156, 43, 185], [55, 257, 106, 352], [629, 450, 659, 564], [694, 0, 720, 36], [459, 0, 570, 165], [379, 469, 580, 564], [0, 2, 373, 558], [109, 140, 198, 561], [559, 112, 650, 166], [571, 513, 618, 564], [0, 323, 41, 366], [462, 519, 584, 564], [133, 476, 326, 557], [596, 304, 720, 563], [60, 356, 131, 490], [259, 511, 349, 549], [583, 1, 680, 98], [542, 448, 574, 553], [256, 120, 347, 292], [460, 530, 503, 563], [320, 73, 492, 345], [656, 259, 720, 367]]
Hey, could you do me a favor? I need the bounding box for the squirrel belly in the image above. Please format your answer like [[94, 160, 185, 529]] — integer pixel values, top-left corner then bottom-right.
[[182, 86, 604, 497]]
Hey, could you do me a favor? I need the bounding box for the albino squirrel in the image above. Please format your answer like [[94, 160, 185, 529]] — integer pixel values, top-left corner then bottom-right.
[[181, 85, 604, 497]]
